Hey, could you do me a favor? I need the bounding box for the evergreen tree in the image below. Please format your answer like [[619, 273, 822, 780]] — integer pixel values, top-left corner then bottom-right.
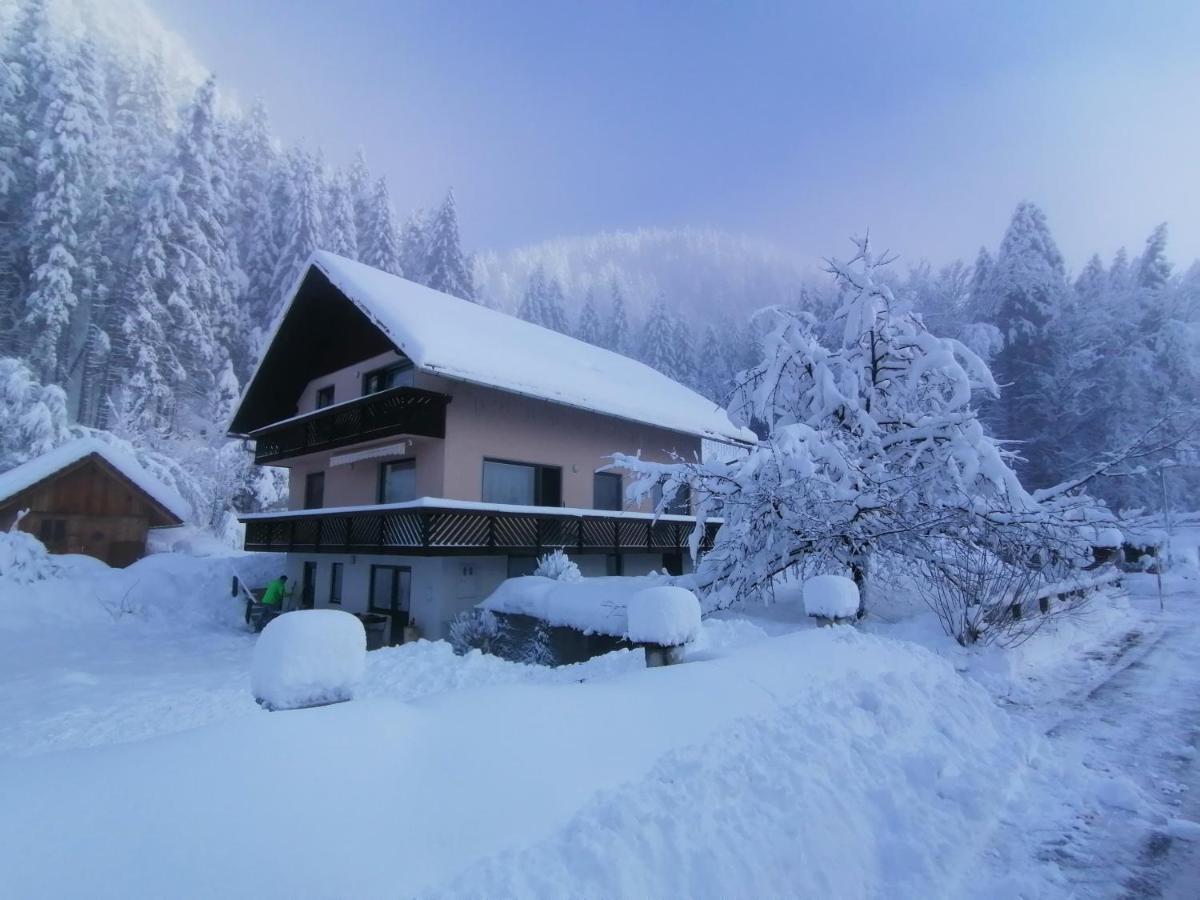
[[423, 187, 475, 300], [696, 323, 728, 401], [398, 210, 427, 282], [323, 167, 358, 258], [518, 265, 569, 332], [605, 279, 629, 354], [639, 300, 676, 374], [347, 148, 372, 249], [359, 176, 402, 275], [983, 202, 1069, 488], [269, 147, 325, 315], [574, 290, 602, 344], [671, 313, 696, 388]]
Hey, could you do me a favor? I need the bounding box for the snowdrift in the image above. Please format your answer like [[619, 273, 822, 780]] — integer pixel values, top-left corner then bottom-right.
[[0, 627, 1034, 898]]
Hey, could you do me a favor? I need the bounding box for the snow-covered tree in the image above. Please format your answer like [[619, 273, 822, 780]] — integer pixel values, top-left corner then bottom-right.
[[398, 210, 427, 282], [269, 147, 324, 309], [617, 235, 1094, 616], [605, 279, 629, 354], [323, 167, 358, 258], [639, 300, 676, 374], [359, 176, 402, 276], [574, 290, 602, 345], [0, 356, 74, 468], [423, 187, 475, 300], [518, 265, 569, 333]]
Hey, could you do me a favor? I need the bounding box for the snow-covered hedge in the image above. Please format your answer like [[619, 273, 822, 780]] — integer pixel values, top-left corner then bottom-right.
[[251, 610, 366, 711], [533, 549, 582, 582], [803, 575, 860, 620]]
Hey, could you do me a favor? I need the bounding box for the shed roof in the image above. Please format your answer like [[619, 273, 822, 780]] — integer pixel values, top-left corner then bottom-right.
[[0, 438, 190, 525], [232, 252, 755, 445]]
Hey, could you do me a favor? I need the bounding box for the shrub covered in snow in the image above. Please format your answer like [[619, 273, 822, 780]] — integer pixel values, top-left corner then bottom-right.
[[627, 585, 702, 646], [533, 549, 582, 582], [803, 575, 860, 621], [448, 608, 511, 657], [0, 527, 59, 585], [251, 610, 366, 711]]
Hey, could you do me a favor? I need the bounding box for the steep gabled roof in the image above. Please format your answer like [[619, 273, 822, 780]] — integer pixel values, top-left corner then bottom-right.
[[232, 252, 755, 445], [0, 438, 190, 525]]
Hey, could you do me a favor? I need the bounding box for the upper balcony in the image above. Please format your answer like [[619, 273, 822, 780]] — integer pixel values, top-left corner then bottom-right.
[[249, 386, 451, 465]]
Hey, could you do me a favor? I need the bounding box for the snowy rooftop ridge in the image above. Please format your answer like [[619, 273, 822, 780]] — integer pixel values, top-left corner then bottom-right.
[[294, 252, 754, 445], [0, 438, 190, 523]]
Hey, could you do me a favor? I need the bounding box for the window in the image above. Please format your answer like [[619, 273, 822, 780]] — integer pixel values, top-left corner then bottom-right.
[[593, 472, 623, 511], [605, 554, 623, 576], [482, 459, 562, 507], [304, 471, 325, 509], [370, 565, 412, 645], [38, 518, 66, 542], [329, 562, 343, 605], [315, 385, 335, 409], [362, 362, 414, 396], [652, 481, 691, 515], [377, 459, 416, 504]]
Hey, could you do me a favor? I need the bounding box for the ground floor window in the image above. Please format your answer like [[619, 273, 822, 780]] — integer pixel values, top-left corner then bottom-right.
[[328, 562, 343, 605], [507, 555, 538, 578], [301, 560, 317, 609], [370, 565, 412, 646], [605, 554, 623, 576]]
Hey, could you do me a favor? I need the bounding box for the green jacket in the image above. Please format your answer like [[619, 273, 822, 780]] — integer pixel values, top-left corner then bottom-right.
[[261, 578, 289, 606]]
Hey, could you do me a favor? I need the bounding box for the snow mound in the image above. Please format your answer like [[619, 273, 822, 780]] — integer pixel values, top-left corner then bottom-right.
[[803, 574, 860, 619], [1093, 527, 1124, 549], [627, 585, 701, 645], [251, 610, 365, 711], [0, 529, 59, 585]]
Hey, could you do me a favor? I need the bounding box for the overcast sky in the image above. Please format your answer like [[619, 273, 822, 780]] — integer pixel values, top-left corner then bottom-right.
[[153, 0, 1200, 271]]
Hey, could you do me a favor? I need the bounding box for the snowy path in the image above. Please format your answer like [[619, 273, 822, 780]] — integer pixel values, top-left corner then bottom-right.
[[975, 575, 1200, 899]]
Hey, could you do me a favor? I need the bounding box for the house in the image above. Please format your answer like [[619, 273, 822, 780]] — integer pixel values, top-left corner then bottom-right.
[[229, 251, 753, 644], [0, 438, 189, 567]]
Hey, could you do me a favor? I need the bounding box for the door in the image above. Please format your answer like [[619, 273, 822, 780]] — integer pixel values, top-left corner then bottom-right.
[[369, 565, 411, 645], [300, 561, 317, 609]]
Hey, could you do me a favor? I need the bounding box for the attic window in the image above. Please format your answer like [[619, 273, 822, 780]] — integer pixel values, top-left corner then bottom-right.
[[363, 362, 414, 396]]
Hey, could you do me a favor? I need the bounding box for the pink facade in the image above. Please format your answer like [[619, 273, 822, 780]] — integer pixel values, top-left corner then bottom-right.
[[285, 349, 700, 512]]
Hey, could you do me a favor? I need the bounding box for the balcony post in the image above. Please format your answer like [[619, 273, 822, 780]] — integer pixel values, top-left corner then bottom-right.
[[344, 517, 353, 552]]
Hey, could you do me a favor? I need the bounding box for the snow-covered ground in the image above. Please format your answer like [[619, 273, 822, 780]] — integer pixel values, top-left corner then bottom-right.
[[0, 550, 1197, 898]]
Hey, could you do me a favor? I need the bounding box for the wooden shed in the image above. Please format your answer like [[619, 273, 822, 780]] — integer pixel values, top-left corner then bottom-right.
[[0, 439, 188, 568]]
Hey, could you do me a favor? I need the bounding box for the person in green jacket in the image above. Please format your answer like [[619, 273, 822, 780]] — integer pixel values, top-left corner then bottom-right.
[[261, 575, 290, 607]]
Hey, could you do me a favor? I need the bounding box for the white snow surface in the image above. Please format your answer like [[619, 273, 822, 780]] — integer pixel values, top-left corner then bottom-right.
[[0, 436, 191, 522], [251, 610, 365, 711], [245, 251, 754, 445], [803, 573, 861, 618], [481, 573, 687, 638], [626, 584, 702, 645]]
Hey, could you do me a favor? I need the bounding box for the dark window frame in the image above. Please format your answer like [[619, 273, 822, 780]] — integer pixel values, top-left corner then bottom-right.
[[362, 361, 414, 396], [376, 458, 417, 504], [369, 564, 412, 614], [652, 480, 691, 516], [328, 561, 343, 605], [304, 471, 325, 509], [482, 457, 562, 507], [593, 471, 623, 511], [301, 560, 317, 609], [315, 385, 335, 409]]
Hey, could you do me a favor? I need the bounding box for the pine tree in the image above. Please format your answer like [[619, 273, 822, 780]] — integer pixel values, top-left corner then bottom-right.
[[671, 313, 696, 388], [323, 167, 358, 258], [518, 266, 569, 332], [423, 188, 475, 300], [269, 147, 325, 309], [359, 176, 402, 275], [398, 210, 427, 281], [696, 323, 728, 401], [606, 279, 628, 354], [639, 300, 676, 374], [983, 202, 1069, 488], [347, 148, 372, 249], [574, 290, 602, 344]]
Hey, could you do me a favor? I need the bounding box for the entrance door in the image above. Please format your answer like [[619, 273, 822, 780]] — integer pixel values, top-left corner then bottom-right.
[[369, 565, 411, 645], [300, 561, 317, 609]]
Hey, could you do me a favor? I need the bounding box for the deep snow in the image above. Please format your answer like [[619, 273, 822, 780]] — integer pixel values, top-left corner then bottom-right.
[[0, 544, 1197, 898]]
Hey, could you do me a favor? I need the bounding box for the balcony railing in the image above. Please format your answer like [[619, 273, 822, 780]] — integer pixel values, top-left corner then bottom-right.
[[250, 387, 450, 464], [242, 503, 719, 557]]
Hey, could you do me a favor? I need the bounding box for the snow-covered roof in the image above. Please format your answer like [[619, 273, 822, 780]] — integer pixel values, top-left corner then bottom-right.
[[244, 252, 754, 445], [0, 438, 190, 524]]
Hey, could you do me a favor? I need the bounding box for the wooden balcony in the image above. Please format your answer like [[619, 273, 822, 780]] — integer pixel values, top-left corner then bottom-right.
[[241, 502, 719, 557], [249, 387, 450, 464]]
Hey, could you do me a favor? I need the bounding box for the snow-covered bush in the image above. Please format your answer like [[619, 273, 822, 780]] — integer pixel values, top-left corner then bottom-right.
[[448, 608, 511, 657], [0, 357, 77, 470], [251, 610, 366, 711], [803, 575, 859, 621], [0, 526, 59, 585], [534, 549, 582, 582], [627, 586, 701, 646]]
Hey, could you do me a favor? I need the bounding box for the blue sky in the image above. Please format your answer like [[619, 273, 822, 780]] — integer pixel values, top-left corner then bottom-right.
[[154, 0, 1200, 269]]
